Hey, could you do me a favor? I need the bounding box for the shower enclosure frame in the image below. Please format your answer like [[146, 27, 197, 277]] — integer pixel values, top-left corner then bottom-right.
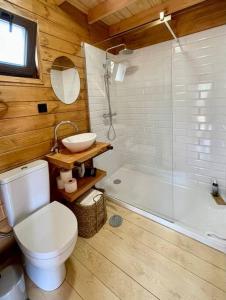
[[83, 24, 226, 253]]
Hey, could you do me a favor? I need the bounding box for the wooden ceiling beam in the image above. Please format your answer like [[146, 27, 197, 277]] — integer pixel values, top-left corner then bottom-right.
[[109, 0, 208, 36], [56, 0, 66, 5], [88, 0, 137, 24], [66, 0, 89, 14]]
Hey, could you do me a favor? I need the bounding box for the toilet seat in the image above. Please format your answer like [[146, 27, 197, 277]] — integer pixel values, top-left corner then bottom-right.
[[14, 201, 77, 260]]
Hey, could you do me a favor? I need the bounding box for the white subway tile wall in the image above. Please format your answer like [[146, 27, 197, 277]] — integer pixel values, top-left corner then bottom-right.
[[173, 25, 226, 195], [84, 44, 126, 175], [84, 24, 226, 195], [84, 42, 173, 180], [114, 42, 173, 178]]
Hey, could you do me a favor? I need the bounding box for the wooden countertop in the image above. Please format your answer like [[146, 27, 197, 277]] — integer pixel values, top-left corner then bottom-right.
[[45, 141, 112, 169]]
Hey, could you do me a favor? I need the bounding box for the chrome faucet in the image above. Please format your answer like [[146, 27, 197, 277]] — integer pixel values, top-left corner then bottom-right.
[[51, 120, 79, 153]]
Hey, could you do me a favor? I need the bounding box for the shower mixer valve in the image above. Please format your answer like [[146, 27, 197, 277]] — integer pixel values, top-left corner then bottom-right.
[[103, 112, 117, 118]]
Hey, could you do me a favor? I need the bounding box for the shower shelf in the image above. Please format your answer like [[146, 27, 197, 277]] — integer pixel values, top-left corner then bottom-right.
[[212, 194, 226, 205]]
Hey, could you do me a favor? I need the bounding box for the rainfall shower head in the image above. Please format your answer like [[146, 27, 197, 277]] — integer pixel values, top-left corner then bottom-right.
[[104, 43, 134, 82], [119, 48, 134, 55], [105, 44, 133, 55]]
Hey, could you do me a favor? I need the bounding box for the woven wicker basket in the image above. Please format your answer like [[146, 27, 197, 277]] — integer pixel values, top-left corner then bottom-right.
[[67, 191, 107, 238]]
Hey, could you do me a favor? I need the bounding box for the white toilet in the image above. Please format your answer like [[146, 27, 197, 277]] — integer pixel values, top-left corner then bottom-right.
[[0, 160, 78, 291]]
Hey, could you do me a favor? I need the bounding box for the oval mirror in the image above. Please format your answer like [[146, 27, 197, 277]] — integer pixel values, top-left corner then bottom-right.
[[50, 56, 80, 104]]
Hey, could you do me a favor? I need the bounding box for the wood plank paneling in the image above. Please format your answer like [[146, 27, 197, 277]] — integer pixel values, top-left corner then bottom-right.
[[0, 126, 86, 155], [39, 32, 83, 56], [0, 0, 99, 237], [0, 100, 87, 119], [0, 141, 53, 172], [5, 0, 90, 39], [40, 47, 84, 66], [0, 85, 87, 102], [0, 112, 88, 137], [59, 1, 110, 44]]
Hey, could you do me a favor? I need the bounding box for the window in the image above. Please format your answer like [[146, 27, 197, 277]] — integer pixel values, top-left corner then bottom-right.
[[0, 9, 38, 78]]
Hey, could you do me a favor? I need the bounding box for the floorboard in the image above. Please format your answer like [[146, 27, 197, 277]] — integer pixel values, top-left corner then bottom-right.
[[26, 201, 226, 300]]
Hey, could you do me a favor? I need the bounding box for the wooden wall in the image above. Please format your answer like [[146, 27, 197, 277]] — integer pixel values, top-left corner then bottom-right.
[[0, 0, 107, 249]]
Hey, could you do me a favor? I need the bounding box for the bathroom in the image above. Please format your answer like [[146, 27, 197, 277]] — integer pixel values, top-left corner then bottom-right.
[[0, 0, 226, 299]]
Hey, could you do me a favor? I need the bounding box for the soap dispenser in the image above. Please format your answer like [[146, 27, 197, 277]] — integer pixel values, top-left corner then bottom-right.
[[212, 179, 219, 197]]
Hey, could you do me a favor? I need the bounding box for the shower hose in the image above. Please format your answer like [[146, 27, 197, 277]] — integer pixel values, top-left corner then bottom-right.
[[104, 73, 116, 141]]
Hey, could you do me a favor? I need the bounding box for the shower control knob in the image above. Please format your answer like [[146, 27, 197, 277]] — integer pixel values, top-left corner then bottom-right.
[[103, 112, 117, 118]]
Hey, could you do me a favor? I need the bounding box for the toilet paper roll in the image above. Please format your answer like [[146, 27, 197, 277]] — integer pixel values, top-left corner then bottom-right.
[[56, 176, 64, 190], [60, 169, 72, 183], [65, 178, 77, 193]]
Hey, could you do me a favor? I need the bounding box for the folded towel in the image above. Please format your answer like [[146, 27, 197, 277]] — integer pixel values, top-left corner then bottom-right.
[[80, 189, 103, 206]]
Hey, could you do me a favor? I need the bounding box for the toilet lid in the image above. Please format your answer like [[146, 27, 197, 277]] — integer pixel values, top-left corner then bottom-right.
[[14, 201, 77, 260]]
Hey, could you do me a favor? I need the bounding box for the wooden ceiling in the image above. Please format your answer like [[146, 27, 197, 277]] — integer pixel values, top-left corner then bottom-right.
[[58, 0, 226, 50], [58, 0, 208, 36], [58, 0, 168, 25]]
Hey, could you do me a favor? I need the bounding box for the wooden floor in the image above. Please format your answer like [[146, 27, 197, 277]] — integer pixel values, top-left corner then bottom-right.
[[27, 201, 226, 300]]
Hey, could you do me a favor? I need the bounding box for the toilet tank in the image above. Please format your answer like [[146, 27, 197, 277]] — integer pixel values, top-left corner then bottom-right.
[[0, 160, 50, 227]]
